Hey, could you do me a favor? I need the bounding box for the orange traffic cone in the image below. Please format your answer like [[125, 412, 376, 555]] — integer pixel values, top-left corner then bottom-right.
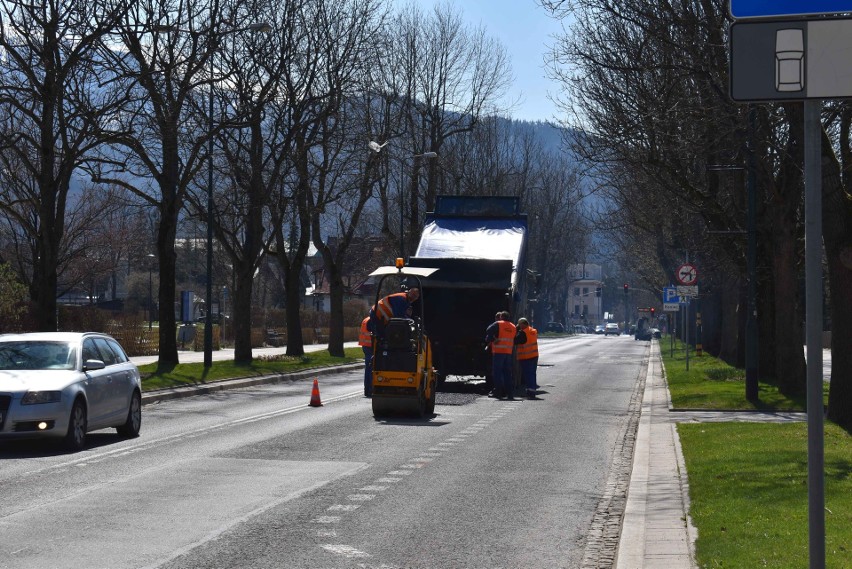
[[309, 378, 323, 407]]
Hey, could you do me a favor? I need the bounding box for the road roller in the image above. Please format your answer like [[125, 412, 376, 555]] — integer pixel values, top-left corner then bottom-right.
[[368, 260, 438, 418]]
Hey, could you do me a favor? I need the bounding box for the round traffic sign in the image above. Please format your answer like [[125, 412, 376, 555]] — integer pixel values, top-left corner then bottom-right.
[[676, 263, 698, 285]]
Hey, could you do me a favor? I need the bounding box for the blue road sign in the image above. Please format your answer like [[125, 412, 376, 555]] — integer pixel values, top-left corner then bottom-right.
[[730, 1, 852, 19], [663, 287, 680, 304]]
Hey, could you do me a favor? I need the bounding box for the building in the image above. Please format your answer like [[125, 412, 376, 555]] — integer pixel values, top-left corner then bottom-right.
[[567, 263, 603, 324]]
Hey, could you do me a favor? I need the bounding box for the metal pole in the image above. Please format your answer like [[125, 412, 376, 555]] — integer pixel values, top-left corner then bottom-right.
[[204, 35, 214, 369], [685, 298, 689, 371], [746, 105, 759, 400], [804, 99, 825, 569], [148, 267, 153, 330], [399, 173, 405, 259]]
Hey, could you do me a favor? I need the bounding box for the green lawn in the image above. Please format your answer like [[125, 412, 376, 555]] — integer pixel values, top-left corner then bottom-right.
[[661, 338, 850, 568], [661, 338, 827, 410], [138, 347, 363, 391], [680, 422, 850, 567]]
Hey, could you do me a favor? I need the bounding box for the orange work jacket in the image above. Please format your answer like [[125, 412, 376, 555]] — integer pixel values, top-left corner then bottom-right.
[[492, 321, 517, 354], [516, 327, 538, 360], [358, 317, 371, 347], [375, 292, 408, 323]]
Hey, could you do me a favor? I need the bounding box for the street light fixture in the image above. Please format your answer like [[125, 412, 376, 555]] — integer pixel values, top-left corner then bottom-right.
[[204, 19, 272, 368]]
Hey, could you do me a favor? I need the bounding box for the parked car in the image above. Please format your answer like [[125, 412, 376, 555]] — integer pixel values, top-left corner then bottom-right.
[[594, 324, 605, 334], [545, 322, 565, 333], [0, 332, 142, 451], [604, 323, 620, 336], [650, 328, 662, 339]]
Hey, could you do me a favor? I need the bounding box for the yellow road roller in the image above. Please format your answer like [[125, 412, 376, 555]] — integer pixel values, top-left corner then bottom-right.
[[368, 260, 438, 418]]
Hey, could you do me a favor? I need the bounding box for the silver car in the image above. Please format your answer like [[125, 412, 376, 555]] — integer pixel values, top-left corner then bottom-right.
[[0, 332, 142, 451]]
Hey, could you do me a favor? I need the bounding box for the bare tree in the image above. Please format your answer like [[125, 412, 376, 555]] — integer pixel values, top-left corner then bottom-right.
[[0, 0, 126, 330], [264, 0, 386, 356], [542, 0, 815, 396], [92, 0, 247, 365], [391, 2, 512, 243]]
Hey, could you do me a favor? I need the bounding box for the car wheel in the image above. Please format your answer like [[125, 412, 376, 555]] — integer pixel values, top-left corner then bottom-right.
[[63, 399, 87, 452], [117, 390, 142, 438]]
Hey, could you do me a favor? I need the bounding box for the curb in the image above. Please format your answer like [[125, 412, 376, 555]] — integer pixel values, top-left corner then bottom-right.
[[141, 363, 364, 405]]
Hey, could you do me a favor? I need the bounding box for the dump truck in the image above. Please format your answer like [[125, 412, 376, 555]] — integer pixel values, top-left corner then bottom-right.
[[407, 195, 528, 387]]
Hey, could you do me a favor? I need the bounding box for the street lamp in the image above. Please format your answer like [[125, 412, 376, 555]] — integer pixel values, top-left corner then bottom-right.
[[204, 19, 272, 368], [147, 253, 155, 330]]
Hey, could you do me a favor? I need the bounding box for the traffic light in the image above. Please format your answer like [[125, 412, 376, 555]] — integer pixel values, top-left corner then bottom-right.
[[650, 307, 655, 317], [595, 287, 601, 297], [623, 283, 629, 294]]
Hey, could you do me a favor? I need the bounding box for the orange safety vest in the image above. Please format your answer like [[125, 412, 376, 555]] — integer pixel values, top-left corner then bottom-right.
[[516, 327, 538, 360], [492, 321, 517, 354], [375, 292, 408, 323], [358, 317, 371, 347]]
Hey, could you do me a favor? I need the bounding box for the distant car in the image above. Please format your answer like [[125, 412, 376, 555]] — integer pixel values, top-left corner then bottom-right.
[[604, 323, 620, 336], [572, 325, 587, 334], [594, 325, 605, 334], [634, 318, 652, 341], [0, 332, 142, 451], [545, 322, 565, 333], [650, 328, 662, 339]]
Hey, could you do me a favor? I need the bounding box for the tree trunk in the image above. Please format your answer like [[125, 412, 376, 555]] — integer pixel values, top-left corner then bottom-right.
[[232, 259, 254, 364], [718, 276, 742, 367], [820, 130, 852, 428], [326, 268, 346, 357], [32, 232, 59, 331], [156, 203, 179, 367], [768, 201, 806, 394], [284, 267, 305, 356]]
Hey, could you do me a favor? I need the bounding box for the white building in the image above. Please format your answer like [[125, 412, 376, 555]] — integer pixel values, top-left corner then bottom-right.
[[567, 264, 604, 324]]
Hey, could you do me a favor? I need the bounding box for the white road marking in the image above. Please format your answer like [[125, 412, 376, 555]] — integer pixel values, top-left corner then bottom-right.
[[321, 544, 370, 558]]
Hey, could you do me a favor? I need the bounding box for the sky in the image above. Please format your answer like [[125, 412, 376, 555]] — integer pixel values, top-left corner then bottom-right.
[[396, 0, 567, 123]]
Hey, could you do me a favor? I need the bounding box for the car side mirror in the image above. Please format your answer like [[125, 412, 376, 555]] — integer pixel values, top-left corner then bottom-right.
[[83, 359, 106, 371]]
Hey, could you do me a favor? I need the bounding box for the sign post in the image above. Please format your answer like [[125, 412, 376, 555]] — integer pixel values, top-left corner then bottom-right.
[[729, 4, 838, 566]]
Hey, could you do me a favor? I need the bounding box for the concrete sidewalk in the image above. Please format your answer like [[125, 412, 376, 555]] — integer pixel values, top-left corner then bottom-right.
[[131, 341, 360, 367], [615, 341, 809, 568]]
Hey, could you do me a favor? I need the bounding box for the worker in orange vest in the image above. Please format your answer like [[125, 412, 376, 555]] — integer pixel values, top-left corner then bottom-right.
[[515, 317, 539, 399], [358, 316, 373, 397], [484, 310, 517, 400], [368, 287, 420, 337]]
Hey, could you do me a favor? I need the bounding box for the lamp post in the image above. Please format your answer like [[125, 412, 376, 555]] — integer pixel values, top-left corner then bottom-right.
[[203, 20, 272, 368], [147, 253, 155, 330]]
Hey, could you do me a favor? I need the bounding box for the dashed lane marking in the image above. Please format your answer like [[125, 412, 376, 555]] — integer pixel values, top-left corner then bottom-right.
[[320, 544, 369, 558]]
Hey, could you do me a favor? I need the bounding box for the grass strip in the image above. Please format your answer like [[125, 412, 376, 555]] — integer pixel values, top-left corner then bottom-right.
[[138, 347, 363, 391], [660, 337, 825, 411], [679, 422, 851, 568]]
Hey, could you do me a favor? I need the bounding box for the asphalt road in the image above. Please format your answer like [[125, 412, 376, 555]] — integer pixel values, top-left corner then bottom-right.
[[0, 334, 648, 569]]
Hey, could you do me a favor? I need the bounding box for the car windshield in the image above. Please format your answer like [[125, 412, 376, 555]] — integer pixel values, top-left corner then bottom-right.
[[0, 341, 77, 371]]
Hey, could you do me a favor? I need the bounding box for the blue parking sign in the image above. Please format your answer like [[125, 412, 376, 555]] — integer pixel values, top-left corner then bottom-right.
[[730, 1, 852, 19], [663, 287, 680, 304]]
